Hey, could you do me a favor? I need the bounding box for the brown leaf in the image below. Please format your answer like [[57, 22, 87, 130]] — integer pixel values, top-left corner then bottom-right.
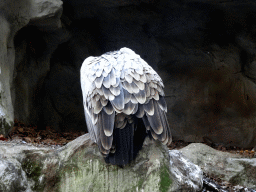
[[0, 134, 7, 141], [18, 128, 24, 132], [24, 137, 32, 143], [42, 139, 55, 145]]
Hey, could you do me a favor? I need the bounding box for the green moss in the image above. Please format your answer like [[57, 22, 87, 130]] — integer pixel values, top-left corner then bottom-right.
[[22, 159, 43, 191], [0, 117, 13, 136], [137, 178, 144, 190], [159, 165, 172, 192]]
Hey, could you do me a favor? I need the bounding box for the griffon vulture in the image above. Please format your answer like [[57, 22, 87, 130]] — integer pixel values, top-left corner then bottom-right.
[[80, 47, 172, 166]]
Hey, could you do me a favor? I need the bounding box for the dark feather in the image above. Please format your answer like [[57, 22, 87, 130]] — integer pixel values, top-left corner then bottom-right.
[[135, 104, 145, 118], [133, 79, 145, 90], [123, 88, 131, 104], [158, 96, 167, 112], [102, 86, 114, 100], [93, 99, 103, 114], [123, 101, 136, 115], [145, 83, 150, 97], [152, 90, 159, 100], [153, 101, 167, 142], [142, 116, 151, 130], [100, 97, 108, 106], [131, 71, 140, 81], [146, 100, 164, 135], [111, 88, 124, 111], [130, 82, 139, 93], [144, 99, 154, 116], [132, 103, 138, 114], [122, 81, 133, 93], [101, 109, 115, 137], [84, 109, 97, 142], [103, 101, 114, 115], [134, 89, 146, 104], [131, 94, 138, 104], [96, 113, 113, 150], [110, 85, 121, 96]]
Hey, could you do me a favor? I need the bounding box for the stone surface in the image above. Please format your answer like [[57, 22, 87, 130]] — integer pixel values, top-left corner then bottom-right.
[[180, 143, 256, 189], [0, 159, 30, 192], [1, 0, 256, 147], [169, 150, 203, 192], [0, 135, 203, 192], [0, 0, 63, 135]]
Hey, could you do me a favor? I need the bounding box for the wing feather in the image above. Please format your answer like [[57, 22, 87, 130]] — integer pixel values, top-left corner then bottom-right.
[[95, 110, 113, 150], [103, 101, 114, 115], [145, 100, 164, 135], [144, 99, 154, 116], [130, 82, 139, 93], [135, 104, 145, 118], [125, 74, 133, 83], [103, 75, 111, 88], [110, 85, 121, 96], [123, 88, 131, 104], [158, 96, 167, 112], [95, 75, 104, 88], [109, 69, 116, 86], [123, 101, 136, 115], [111, 88, 124, 111], [122, 81, 133, 93], [102, 109, 115, 137], [102, 86, 114, 100], [133, 79, 145, 90], [134, 89, 146, 104]]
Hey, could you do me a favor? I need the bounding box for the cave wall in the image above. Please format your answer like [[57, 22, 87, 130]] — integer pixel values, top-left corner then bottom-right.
[[1, 0, 256, 148]]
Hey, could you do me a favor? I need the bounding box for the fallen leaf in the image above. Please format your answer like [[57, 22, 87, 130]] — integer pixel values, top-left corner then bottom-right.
[[18, 128, 23, 132], [0, 134, 7, 141], [24, 137, 32, 143]]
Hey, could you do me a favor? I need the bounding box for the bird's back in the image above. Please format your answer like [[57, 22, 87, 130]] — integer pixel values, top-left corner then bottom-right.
[[80, 47, 172, 166]]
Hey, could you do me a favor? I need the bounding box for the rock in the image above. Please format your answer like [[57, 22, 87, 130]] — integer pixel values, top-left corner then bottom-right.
[[0, 0, 63, 135], [1, 0, 256, 147], [179, 143, 256, 189], [0, 135, 203, 191], [42, 63, 86, 131], [169, 150, 203, 192], [0, 159, 30, 192]]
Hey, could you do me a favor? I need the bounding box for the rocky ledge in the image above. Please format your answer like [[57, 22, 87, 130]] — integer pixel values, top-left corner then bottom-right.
[[0, 134, 203, 192]]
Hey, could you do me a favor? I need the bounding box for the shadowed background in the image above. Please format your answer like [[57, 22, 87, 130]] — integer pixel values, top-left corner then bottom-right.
[[1, 0, 256, 148]]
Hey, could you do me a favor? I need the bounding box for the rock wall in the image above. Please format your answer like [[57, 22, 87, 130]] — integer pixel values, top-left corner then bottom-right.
[[1, 0, 256, 148]]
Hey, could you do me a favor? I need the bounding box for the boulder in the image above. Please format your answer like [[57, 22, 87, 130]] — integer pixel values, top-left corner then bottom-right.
[[0, 159, 30, 192], [0, 135, 203, 192], [180, 143, 256, 189]]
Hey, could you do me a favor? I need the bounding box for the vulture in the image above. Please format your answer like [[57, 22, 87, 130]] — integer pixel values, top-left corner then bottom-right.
[[80, 47, 172, 166]]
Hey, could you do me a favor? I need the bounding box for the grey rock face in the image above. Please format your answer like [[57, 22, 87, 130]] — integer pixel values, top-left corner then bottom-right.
[[169, 150, 203, 192], [0, 159, 29, 192], [180, 143, 256, 189], [1, 0, 256, 147], [0, 0, 63, 135], [0, 135, 203, 192]]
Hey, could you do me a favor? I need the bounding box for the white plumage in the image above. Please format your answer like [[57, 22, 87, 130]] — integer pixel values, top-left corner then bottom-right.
[[80, 47, 172, 165]]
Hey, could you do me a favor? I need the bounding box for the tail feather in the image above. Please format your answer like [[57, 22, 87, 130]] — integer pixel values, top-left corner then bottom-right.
[[104, 118, 147, 166]]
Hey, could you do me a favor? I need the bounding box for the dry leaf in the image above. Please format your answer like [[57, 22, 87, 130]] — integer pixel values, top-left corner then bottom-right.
[[0, 134, 7, 141]]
